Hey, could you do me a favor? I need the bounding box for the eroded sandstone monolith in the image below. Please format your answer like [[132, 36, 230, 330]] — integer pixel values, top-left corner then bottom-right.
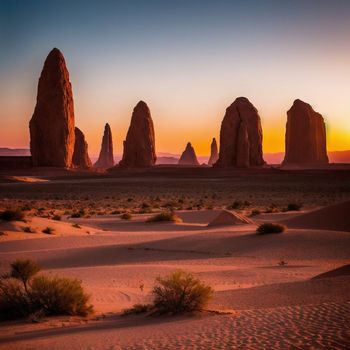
[[119, 101, 156, 167], [215, 97, 264, 167], [283, 99, 328, 165], [72, 127, 92, 168], [29, 48, 75, 167], [94, 123, 114, 168], [178, 142, 199, 166], [208, 138, 219, 166]]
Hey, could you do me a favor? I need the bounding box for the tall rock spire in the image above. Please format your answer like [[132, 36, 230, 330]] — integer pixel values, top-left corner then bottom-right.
[[29, 48, 75, 167], [73, 127, 92, 168], [119, 101, 156, 167], [283, 99, 328, 165], [208, 138, 219, 166], [178, 142, 199, 166], [215, 97, 264, 167], [94, 123, 114, 168]]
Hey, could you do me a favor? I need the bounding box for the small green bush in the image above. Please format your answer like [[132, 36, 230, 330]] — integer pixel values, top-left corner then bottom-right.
[[152, 270, 213, 314], [0, 279, 30, 321], [30, 275, 93, 316], [286, 203, 302, 211], [0, 259, 93, 321], [147, 212, 182, 223], [250, 209, 261, 216], [42, 227, 54, 234], [22, 226, 36, 233], [70, 209, 85, 218], [122, 303, 153, 316], [9, 259, 41, 292], [0, 209, 24, 222], [256, 222, 286, 234], [120, 213, 132, 220]]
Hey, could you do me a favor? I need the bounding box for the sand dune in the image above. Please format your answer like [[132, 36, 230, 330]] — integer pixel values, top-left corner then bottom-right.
[[313, 264, 350, 279], [1, 207, 350, 349], [282, 201, 350, 232]]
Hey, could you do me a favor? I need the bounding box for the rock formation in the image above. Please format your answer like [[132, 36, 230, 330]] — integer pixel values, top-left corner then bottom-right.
[[178, 142, 199, 166], [119, 101, 156, 167], [72, 127, 92, 168], [215, 97, 264, 167], [283, 99, 328, 165], [207, 210, 252, 227], [208, 138, 219, 166], [94, 123, 114, 168], [29, 48, 75, 167]]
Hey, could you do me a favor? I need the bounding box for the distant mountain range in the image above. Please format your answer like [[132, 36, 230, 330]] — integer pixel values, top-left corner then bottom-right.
[[1, 148, 349, 164]]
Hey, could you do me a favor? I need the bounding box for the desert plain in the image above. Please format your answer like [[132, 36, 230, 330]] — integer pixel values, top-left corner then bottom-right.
[[0, 166, 349, 349]]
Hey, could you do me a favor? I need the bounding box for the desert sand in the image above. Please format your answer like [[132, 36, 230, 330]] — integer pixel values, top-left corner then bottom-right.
[[0, 168, 350, 349]]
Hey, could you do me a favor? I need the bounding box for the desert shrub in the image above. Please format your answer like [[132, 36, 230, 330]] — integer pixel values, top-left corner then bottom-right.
[[0, 209, 24, 222], [227, 200, 251, 210], [0, 279, 30, 321], [141, 202, 150, 209], [120, 213, 132, 220], [122, 303, 153, 316], [70, 209, 86, 218], [42, 227, 54, 234], [72, 223, 81, 229], [250, 209, 261, 216], [30, 275, 93, 316], [146, 212, 182, 223], [8, 259, 41, 292], [152, 270, 213, 314], [22, 226, 36, 233], [286, 203, 302, 211], [256, 223, 286, 234], [52, 215, 61, 221], [0, 259, 93, 321]]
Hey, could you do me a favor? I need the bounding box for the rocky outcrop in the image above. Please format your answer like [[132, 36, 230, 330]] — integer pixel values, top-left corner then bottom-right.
[[208, 138, 219, 166], [283, 99, 328, 165], [29, 48, 75, 167], [178, 142, 199, 166], [215, 97, 264, 167], [94, 123, 114, 168], [119, 101, 156, 167], [207, 210, 253, 227], [72, 127, 92, 168]]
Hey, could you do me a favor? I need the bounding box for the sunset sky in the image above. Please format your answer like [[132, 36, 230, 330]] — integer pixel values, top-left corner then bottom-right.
[[0, 0, 349, 156]]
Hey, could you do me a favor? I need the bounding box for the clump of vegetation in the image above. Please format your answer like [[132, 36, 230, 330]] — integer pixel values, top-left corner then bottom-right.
[[285, 203, 302, 212], [250, 209, 261, 217], [146, 212, 182, 223], [72, 223, 81, 229], [256, 222, 286, 234], [264, 204, 279, 213], [70, 209, 86, 218], [22, 226, 36, 233], [152, 270, 213, 314], [6, 259, 41, 293], [122, 303, 153, 316], [227, 200, 251, 210], [120, 212, 132, 220], [52, 215, 61, 221], [42, 227, 55, 234], [0, 259, 93, 321], [30, 276, 93, 316], [0, 209, 24, 222]]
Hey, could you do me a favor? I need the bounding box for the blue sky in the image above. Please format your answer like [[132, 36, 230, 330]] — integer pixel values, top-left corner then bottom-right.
[[1, 0, 349, 154]]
